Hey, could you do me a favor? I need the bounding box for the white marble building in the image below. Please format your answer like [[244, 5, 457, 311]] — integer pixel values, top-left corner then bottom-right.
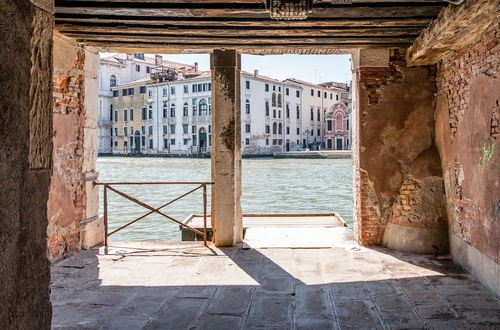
[[122, 70, 349, 156], [98, 53, 195, 153]]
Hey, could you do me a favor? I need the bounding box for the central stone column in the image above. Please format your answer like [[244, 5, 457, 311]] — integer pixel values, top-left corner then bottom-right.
[[210, 50, 243, 246]]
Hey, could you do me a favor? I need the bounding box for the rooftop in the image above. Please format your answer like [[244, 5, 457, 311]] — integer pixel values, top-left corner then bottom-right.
[[101, 53, 196, 71]]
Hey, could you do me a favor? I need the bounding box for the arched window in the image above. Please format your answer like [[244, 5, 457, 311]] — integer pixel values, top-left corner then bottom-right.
[[272, 93, 276, 107], [110, 75, 117, 88], [170, 103, 176, 117], [272, 122, 277, 134], [277, 94, 282, 108], [245, 99, 250, 114], [265, 101, 270, 116], [183, 103, 188, 116], [199, 99, 208, 115], [278, 123, 282, 134]]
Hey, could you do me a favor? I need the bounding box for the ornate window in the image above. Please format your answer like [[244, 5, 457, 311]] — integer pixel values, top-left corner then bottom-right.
[[199, 99, 208, 115]]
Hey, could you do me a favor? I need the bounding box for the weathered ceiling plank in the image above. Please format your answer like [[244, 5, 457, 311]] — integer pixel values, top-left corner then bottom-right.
[[407, 0, 499, 65], [55, 5, 444, 19], [58, 0, 443, 3], [55, 17, 435, 28], [58, 26, 424, 37], [81, 40, 409, 52], [64, 33, 414, 45]]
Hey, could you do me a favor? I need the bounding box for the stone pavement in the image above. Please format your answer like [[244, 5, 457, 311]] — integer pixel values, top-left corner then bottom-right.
[[51, 242, 500, 329]]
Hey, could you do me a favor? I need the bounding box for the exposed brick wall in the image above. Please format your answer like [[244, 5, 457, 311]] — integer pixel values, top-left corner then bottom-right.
[[357, 50, 404, 105], [47, 35, 87, 262], [437, 22, 499, 141], [435, 21, 499, 263], [355, 169, 385, 245], [354, 49, 446, 247]]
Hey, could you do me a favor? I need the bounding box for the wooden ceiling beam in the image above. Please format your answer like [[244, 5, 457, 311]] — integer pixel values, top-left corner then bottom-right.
[[80, 40, 409, 52], [54, 5, 444, 19], [57, 26, 424, 37], [55, 17, 435, 28], [64, 33, 415, 45], [57, 0, 443, 3]]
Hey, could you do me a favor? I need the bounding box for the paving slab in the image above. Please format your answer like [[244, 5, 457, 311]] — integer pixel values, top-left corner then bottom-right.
[[329, 281, 369, 301], [206, 286, 254, 315], [294, 316, 337, 330], [295, 284, 334, 317], [248, 293, 293, 327], [146, 297, 208, 329], [334, 300, 383, 330], [195, 314, 243, 330]]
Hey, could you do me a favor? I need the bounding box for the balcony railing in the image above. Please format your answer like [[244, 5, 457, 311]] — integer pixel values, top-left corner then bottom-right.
[[94, 181, 214, 247]]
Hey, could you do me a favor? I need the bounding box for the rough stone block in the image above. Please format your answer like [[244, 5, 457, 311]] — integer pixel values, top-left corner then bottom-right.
[[80, 216, 104, 249], [334, 300, 383, 329], [249, 293, 292, 327]]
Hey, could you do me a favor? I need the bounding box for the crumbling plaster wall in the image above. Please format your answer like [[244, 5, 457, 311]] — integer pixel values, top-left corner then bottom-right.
[[434, 21, 499, 295], [353, 49, 448, 254], [0, 0, 53, 327], [48, 32, 101, 262]]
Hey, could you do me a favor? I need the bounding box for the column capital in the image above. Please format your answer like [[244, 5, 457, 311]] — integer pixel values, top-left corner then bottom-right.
[[210, 49, 241, 69], [351, 49, 390, 70]]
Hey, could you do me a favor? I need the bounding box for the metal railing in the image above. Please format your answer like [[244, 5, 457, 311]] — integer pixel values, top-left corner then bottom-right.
[[94, 181, 214, 246]]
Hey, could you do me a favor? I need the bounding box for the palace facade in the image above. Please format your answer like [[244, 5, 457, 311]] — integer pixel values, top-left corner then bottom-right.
[[108, 65, 351, 156]]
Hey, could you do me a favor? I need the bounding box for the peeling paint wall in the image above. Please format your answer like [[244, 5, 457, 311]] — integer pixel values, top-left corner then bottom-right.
[[354, 49, 448, 253], [435, 22, 499, 294], [48, 33, 101, 262]]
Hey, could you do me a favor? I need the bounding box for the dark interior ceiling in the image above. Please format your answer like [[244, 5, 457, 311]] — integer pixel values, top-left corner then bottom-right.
[[54, 0, 448, 54]]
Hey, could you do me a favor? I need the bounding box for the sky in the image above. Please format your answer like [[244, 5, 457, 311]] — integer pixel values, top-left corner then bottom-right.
[[101, 53, 352, 84]]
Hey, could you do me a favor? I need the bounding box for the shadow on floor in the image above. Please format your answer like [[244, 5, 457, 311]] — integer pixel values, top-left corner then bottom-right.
[[50, 242, 500, 329]]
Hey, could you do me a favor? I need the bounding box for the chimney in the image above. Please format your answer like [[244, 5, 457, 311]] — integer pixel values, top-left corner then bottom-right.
[[254, 69, 259, 77], [194, 62, 199, 72], [155, 55, 162, 66]]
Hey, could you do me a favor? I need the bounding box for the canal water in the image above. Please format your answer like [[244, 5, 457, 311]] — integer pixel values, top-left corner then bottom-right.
[[97, 157, 353, 241]]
